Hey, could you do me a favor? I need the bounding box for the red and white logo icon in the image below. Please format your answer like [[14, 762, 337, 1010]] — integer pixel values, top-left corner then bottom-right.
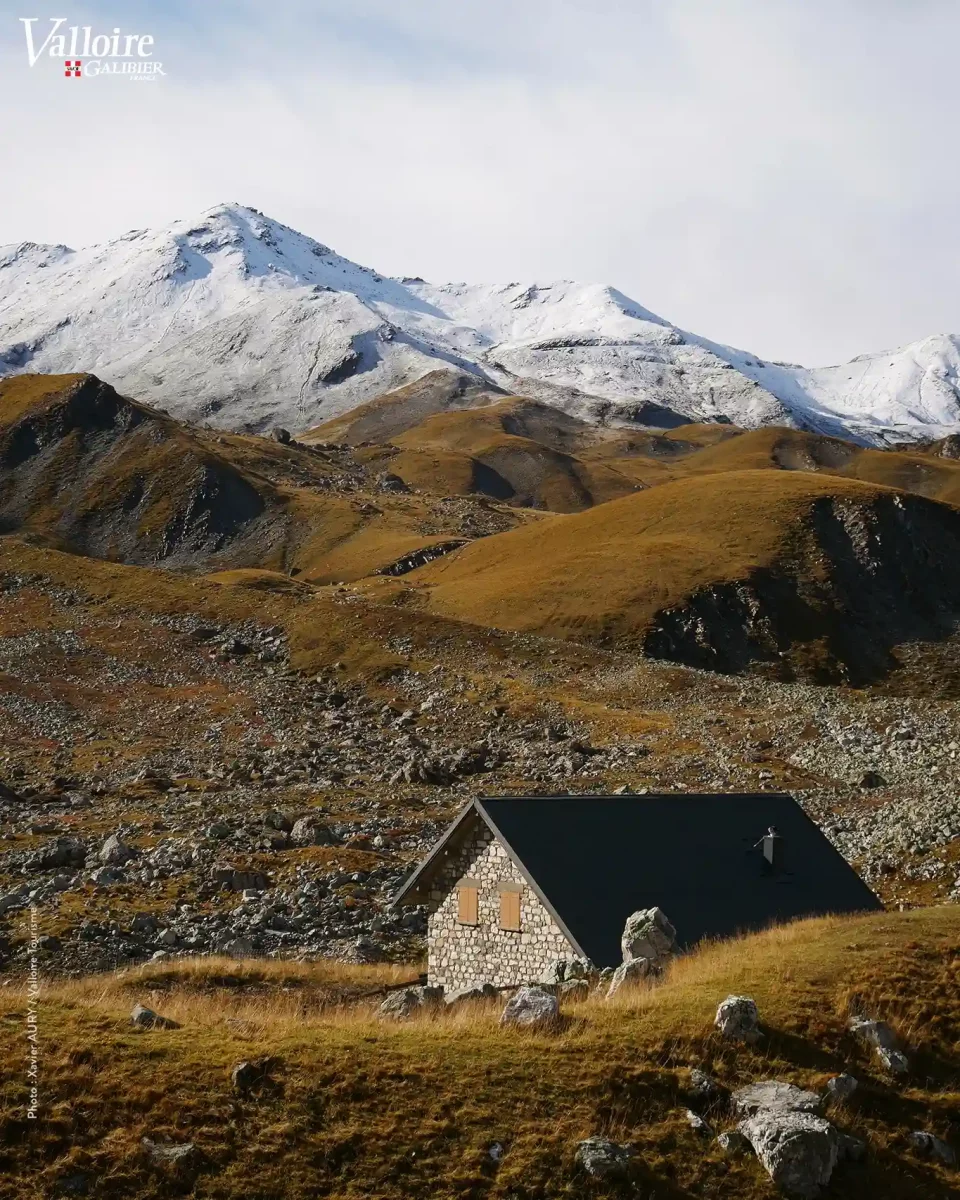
[[64, 59, 81, 78]]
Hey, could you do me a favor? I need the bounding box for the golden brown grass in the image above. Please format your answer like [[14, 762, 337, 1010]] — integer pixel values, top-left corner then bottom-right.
[[2, 908, 958, 1198], [369, 469, 905, 644]]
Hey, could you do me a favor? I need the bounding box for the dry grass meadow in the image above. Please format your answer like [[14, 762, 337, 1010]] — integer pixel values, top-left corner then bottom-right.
[[1, 907, 958, 1199]]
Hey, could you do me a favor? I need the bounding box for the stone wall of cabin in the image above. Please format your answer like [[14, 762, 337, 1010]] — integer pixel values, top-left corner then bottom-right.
[[426, 821, 575, 990]]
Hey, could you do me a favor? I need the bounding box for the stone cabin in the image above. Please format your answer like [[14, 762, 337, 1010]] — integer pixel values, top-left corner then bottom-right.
[[392, 794, 881, 992]]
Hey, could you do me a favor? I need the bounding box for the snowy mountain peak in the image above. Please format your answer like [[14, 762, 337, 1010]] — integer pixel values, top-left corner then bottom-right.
[[0, 206, 958, 444]]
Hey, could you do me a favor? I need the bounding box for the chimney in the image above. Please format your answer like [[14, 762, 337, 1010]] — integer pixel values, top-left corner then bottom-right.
[[762, 825, 784, 872]]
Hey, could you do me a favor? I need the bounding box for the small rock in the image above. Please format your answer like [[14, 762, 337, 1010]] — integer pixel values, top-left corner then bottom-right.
[[36, 934, 61, 953], [231, 1057, 278, 1095], [445, 983, 497, 1009], [716, 1130, 751, 1155], [290, 816, 334, 847], [908, 1131, 956, 1166], [876, 1046, 909, 1075], [488, 1142, 504, 1164], [688, 1067, 722, 1106], [538, 957, 592, 987], [824, 1073, 858, 1103], [847, 1016, 898, 1050], [575, 1136, 633, 1178], [141, 1138, 200, 1175], [378, 985, 443, 1021], [99, 833, 136, 866], [715, 995, 760, 1043], [606, 957, 657, 997], [859, 771, 886, 789], [686, 1109, 712, 1136], [222, 936, 255, 958], [837, 1132, 867, 1163], [499, 986, 559, 1029], [131, 1003, 181, 1030]]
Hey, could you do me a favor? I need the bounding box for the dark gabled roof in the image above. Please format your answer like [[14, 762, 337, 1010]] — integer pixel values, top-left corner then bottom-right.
[[393, 793, 882, 967]]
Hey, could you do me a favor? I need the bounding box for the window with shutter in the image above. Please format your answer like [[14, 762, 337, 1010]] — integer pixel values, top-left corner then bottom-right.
[[499, 887, 521, 931], [457, 884, 478, 925]]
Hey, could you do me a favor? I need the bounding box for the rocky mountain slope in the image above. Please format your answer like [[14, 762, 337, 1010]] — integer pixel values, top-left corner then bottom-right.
[[5, 204, 960, 444]]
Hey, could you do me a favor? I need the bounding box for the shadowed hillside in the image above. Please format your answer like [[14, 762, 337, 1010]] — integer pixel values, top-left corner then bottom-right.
[[0, 374, 526, 579]]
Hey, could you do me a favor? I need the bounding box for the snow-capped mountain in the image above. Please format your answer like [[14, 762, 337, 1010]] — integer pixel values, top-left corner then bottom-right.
[[1, 202, 958, 444]]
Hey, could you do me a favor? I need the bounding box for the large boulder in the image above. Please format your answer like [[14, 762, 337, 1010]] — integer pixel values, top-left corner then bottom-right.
[[715, 995, 760, 1043], [499, 986, 559, 1030], [575, 1136, 633, 1178], [739, 1110, 839, 1198], [732, 1080, 822, 1118], [621, 907, 677, 966]]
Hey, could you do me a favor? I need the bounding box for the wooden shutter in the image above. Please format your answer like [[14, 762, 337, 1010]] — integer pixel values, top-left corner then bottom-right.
[[457, 884, 478, 925], [499, 888, 521, 932]]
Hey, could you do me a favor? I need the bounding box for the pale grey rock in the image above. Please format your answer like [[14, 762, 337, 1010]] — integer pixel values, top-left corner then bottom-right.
[[715, 995, 760, 1042], [212, 866, 270, 891], [824, 1073, 858, 1103], [445, 983, 497, 1008], [621, 906, 677, 965], [717, 1130, 751, 1154], [606, 957, 656, 997], [575, 1136, 633, 1178], [848, 1016, 898, 1049], [732, 1080, 822, 1118], [378, 985, 443, 1021], [538, 956, 592, 986], [222, 936, 255, 958], [141, 1138, 200, 1173], [837, 1132, 867, 1162], [131, 1003, 181, 1030], [99, 833, 136, 866], [686, 1109, 712, 1136], [739, 1110, 839, 1198], [499, 986, 559, 1029]]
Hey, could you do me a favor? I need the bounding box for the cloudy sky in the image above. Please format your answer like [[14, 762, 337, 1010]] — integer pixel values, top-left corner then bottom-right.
[[2, 0, 958, 366]]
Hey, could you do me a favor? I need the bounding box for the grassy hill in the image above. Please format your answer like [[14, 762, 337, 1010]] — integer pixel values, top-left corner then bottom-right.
[[371, 469, 960, 681], [2, 907, 958, 1199]]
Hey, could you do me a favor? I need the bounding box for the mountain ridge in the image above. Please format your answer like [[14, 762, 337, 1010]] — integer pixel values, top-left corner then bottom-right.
[[3, 202, 960, 445]]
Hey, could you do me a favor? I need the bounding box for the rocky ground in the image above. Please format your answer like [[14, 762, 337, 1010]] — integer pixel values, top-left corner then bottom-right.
[[1, 557, 958, 977]]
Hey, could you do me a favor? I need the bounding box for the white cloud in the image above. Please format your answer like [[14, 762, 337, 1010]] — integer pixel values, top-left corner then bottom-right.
[[2, 0, 959, 365]]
